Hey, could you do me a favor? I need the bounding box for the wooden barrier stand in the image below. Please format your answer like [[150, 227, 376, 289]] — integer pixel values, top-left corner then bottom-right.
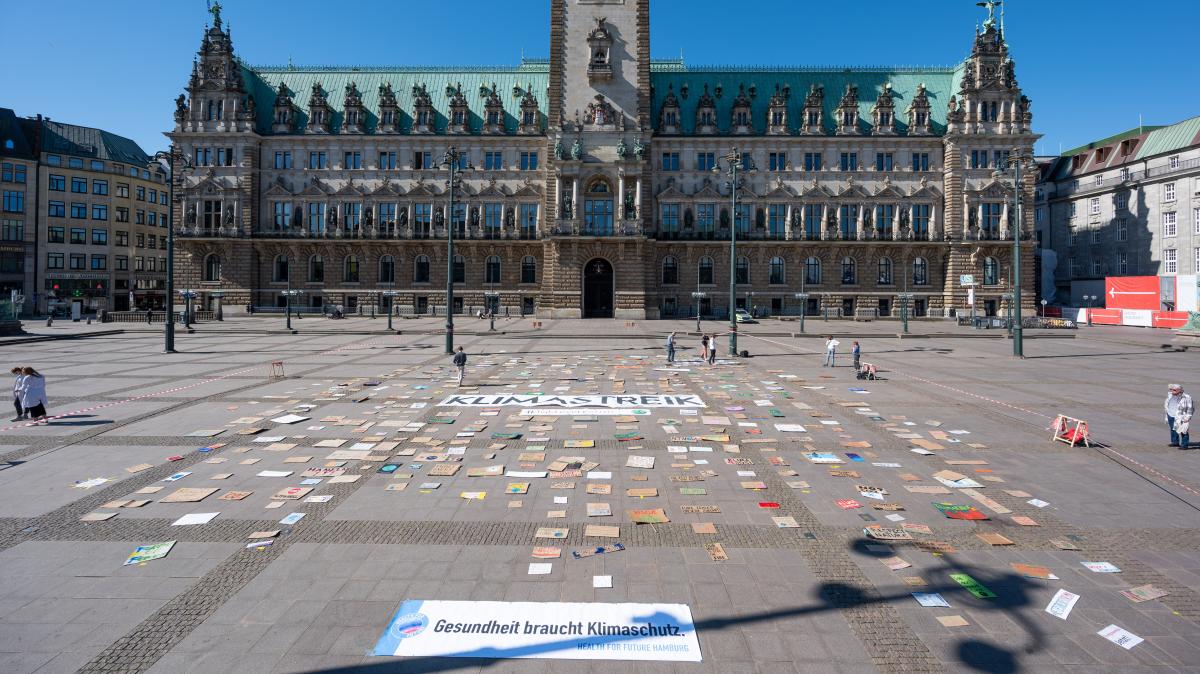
[[268, 361, 286, 381], [1051, 414, 1090, 447]]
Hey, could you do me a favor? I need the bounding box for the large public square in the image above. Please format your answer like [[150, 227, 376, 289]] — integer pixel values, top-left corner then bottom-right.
[[0, 317, 1196, 673]]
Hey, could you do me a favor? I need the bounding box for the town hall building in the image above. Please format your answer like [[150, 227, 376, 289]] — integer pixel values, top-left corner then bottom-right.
[[170, 0, 1037, 319]]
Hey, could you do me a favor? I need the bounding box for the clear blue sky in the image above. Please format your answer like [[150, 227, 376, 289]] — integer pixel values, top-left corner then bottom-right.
[[2, 1, 1196, 156]]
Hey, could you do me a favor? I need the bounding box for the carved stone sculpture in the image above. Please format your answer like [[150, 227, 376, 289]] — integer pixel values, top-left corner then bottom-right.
[[570, 139, 582, 161]]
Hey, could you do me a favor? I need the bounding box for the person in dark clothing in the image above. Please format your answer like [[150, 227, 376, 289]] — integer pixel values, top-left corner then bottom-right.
[[452, 347, 467, 387]]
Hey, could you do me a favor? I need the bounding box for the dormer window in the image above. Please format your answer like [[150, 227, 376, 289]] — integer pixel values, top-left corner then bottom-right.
[[906, 82, 932, 136], [730, 84, 753, 134], [700, 110, 714, 126], [411, 83, 435, 134], [206, 100, 223, 121], [801, 83, 824, 135], [807, 111, 820, 125], [446, 82, 469, 134], [766, 84, 789, 135], [517, 82, 540, 135], [695, 85, 717, 135], [915, 112, 927, 126]]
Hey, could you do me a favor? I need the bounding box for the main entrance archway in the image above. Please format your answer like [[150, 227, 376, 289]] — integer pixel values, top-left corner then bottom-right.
[[582, 258, 614, 318]]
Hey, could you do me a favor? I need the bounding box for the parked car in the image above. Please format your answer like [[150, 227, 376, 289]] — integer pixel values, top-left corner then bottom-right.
[[734, 309, 756, 323]]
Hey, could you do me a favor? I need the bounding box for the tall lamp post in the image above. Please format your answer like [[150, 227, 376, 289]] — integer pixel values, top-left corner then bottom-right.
[[898, 292, 913, 334], [1008, 151, 1027, 357], [382, 290, 399, 331], [179, 289, 197, 329], [281, 289, 302, 332], [713, 148, 753, 356], [151, 147, 192, 353], [691, 291, 706, 333], [442, 147, 471, 354]]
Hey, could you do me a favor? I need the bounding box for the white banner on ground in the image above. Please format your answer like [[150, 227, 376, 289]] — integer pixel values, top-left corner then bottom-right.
[[372, 600, 702, 662], [519, 408, 651, 416], [439, 394, 705, 408]]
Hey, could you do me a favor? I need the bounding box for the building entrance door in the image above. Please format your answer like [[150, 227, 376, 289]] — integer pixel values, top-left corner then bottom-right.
[[582, 258, 614, 318]]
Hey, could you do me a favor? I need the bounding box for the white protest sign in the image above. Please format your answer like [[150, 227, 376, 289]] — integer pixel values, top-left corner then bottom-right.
[[1044, 589, 1079, 620], [372, 600, 701, 662], [440, 395, 705, 408]]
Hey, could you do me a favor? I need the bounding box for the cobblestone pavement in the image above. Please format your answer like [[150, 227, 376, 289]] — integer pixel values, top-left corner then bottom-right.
[[0, 320, 1197, 674]]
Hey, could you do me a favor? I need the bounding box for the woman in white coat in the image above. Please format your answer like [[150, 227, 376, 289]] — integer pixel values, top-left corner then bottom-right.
[[10, 366, 25, 421], [17, 367, 47, 424]]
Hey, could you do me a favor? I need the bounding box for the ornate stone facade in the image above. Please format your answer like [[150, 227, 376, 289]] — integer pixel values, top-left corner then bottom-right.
[[170, 0, 1037, 319]]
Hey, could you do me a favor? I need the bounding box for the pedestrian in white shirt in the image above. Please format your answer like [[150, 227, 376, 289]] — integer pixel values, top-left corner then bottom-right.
[[823, 336, 840, 367], [10, 366, 25, 421], [1165, 383, 1193, 448], [17, 367, 48, 424]]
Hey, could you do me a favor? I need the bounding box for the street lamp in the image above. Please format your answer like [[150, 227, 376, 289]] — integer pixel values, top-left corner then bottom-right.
[[209, 290, 224, 321], [484, 290, 500, 331], [441, 147, 472, 354], [691, 291, 706, 332], [150, 147, 192, 353], [897, 292, 914, 334], [1007, 150, 1029, 357], [381, 290, 400, 331], [178, 289, 197, 329], [794, 292, 810, 333], [713, 148, 754, 356], [281, 289, 302, 331], [1039, 298, 1047, 318]]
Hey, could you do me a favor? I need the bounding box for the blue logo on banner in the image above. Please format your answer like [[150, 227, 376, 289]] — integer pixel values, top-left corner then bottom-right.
[[391, 612, 428, 639]]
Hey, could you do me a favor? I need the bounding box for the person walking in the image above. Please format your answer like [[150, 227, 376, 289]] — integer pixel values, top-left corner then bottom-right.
[[824, 336, 839, 367], [1165, 383, 1193, 448], [852, 341, 862, 371], [707, 334, 718, 365], [665, 332, 676, 364], [17, 367, 47, 424], [700, 334, 709, 363], [10, 366, 25, 421], [452, 347, 467, 387]]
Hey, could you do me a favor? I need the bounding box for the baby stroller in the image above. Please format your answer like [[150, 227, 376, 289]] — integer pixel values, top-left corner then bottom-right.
[[855, 362, 878, 380]]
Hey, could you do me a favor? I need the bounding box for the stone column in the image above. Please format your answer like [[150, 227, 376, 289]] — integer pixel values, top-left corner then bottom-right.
[[977, 202, 985, 239], [930, 202, 939, 241], [635, 178, 642, 220], [892, 205, 900, 240], [571, 179, 579, 222], [617, 173, 625, 221], [555, 176, 563, 219], [1000, 202, 1009, 240]]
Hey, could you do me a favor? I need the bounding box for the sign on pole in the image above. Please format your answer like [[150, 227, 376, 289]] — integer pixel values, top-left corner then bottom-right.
[[960, 274, 975, 286]]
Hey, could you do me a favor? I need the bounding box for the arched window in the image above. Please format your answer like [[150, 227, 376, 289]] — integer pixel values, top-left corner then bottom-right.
[[308, 255, 324, 283], [485, 255, 501, 284], [414, 255, 430, 283], [912, 257, 928, 286], [841, 256, 857, 285], [343, 255, 359, 283], [735, 256, 749, 284], [662, 256, 679, 284], [203, 253, 221, 282], [698, 256, 714, 285], [983, 256, 999, 285], [378, 255, 395, 284], [805, 256, 821, 285], [769, 256, 785, 285], [521, 255, 537, 284], [452, 254, 465, 284], [272, 255, 289, 282], [877, 257, 893, 285]]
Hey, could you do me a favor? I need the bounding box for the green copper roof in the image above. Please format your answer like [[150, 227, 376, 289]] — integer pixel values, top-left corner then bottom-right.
[[38, 119, 150, 164], [649, 65, 964, 135], [243, 60, 549, 135], [1061, 126, 1163, 157], [1135, 115, 1200, 160]]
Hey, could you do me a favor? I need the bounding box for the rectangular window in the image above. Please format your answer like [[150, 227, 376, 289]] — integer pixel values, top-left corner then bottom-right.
[[46, 155, 61, 167], [70, 202, 87, 218], [90, 159, 104, 171], [49, 174, 65, 191], [912, 204, 930, 237], [734, 204, 751, 234], [343, 151, 362, 169], [92, 179, 108, 195], [378, 203, 396, 229], [92, 204, 108, 220], [213, 148, 231, 167], [116, 183, 129, 198], [147, 234, 157, 249], [660, 203, 680, 232], [135, 210, 145, 224], [661, 152, 679, 171], [71, 177, 87, 193], [1164, 212, 1177, 237], [343, 203, 360, 229], [839, 204, 859, 239], [1117, 218, 1128, 241], [47, 252, 64, 269], [1117, 250, 1127, 274], [48, 226, 64, 243], [68, 157, 83, 169], [1091, 227, 1101, 243], [378, 151, 396, 170], [1069, 202, 1077, 218], [308, 151, 327, 170], [0, 163, 9, 182], [147, 256, 156, 272], [70, 227, 86, 244], [116, 255, 128, 271], [970, 150, 990, 169], [1164, 248, 1178, 274], [1170, 155, 1181, 170], [696, 152, 715, 172], [483, 203, 503, 233], [993, 150, 1010, 168], [803, 204, 821, 240], [696, 203, 715, 233], [414, 203, 432, 236], [413, 151, 431, 170], [1196, 248, 1200, 273], [519, 203, 538, 236], [116, 230, 128, 246], [273, 151, 293, 169], [483, 151, 503, 170], [134, 256, 144, 271], [69, 253, 85, 270], [1089, 197, 1100, 215], [194, 147, 211, 166], [1, 219, 22, 241], [90, 254, 107, 270], [136, 186, 145, 201], [136, 233, 144, 248], [272, 202, 291, 228], [767, 204, 787, 237], [768, 152, 787, 172], [981, 202, 1002, 238], [148, 212, 157, 226], [9, 164, 26, 184], [150, 189, 160, 204], [91, 228, 108, 244], [1115, 193, 1128, 209], [803, 152, 822, 171], [519, 152, 539, 171], [839, 152, 858, 171], [307, 202, 326, 233], [875, 152, 893, 172], [114, 207, 128, 222], [1195, 207, 1200, 235], [1165, 182, 1176, 201], [911, 152, 930, 172], [48, 201, 65, 218]]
